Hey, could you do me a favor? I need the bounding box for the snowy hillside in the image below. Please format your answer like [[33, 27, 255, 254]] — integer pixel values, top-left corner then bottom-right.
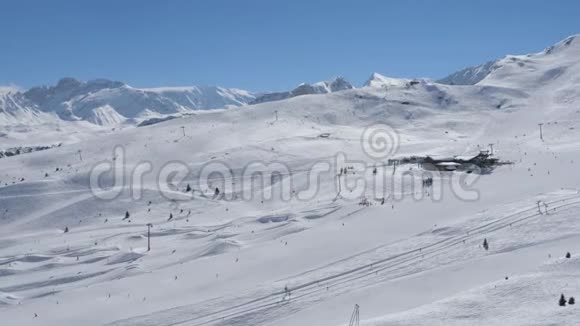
[[438, 35, 580, 88], [479, 36, 580, 90], [251, 76, 353, 104], [2, 35, 580, 326], [0, 78, 255, 127]]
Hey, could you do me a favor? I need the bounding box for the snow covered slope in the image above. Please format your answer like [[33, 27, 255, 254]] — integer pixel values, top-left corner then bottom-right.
[[438, 35, 580, 88], [2, 35, 580, 326], [479, 36, 580, 90], [0, 78, 255, 127]]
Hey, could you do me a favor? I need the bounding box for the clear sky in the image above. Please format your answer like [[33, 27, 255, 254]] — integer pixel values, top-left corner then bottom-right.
[[1, 0, 579, 92]]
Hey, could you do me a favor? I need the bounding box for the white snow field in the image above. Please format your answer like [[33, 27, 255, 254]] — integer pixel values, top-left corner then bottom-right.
[[2, 35, 580, 326]]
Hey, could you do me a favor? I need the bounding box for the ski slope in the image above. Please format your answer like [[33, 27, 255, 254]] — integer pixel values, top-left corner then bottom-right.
[[1, 35, 580, 325]]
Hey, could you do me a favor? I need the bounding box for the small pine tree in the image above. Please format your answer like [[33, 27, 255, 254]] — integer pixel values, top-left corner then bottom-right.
[[569, 297, 575, 305], [559, 294, 567, 306], [168, 213, 173, 221], [186, 184, 192, 192], [566, 252, 571, 259], [123, 211, 130, 220], [64, 226, 69, 233]]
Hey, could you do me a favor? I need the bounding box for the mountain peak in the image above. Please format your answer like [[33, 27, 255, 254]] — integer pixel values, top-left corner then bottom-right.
[[439, 35, 580, 86], [55, 77, 83, 89], [311, 76, 354, 93], [0, 85, 21, 95], [364, 72, 407, 88], [437, 60, 499, 86], [251, 76, 354, 105], [544, 35, 578, 55]]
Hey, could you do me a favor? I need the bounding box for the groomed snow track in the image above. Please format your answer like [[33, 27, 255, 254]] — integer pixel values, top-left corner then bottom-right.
[[106, 194, 580, 326]]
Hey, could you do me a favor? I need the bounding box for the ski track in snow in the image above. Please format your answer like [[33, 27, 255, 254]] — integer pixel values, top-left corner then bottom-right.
[[104, 194, 580, 326]]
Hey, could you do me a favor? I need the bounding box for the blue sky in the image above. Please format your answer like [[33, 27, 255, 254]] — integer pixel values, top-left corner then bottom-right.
[[1, 0, 579, 91]]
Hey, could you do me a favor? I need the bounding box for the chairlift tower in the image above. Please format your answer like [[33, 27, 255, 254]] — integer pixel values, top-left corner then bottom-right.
[[146, 223, 153, 251]]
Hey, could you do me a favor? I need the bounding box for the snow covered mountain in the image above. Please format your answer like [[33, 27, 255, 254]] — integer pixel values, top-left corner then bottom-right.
[[0, 78, 255, 126], [478, 35, 580, 90], [1, 76, 353, 127], [0, 88, 56, 126], [437, 60, 499, 85], [251, 76, 353, 104], [3, 35, 580, 326], [364, 72, 410, 88], [438, 35, 579, 87]]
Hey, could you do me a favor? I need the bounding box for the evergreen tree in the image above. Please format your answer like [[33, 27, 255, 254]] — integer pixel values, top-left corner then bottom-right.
[[566, 252, 571, 259], [559, 294, 567, 306], [168, 213, 173, 221], [123, 211, 130, 220], [64, 226, 69, 233], [569, 297, 575, 305], [186, 184, 192, 192]]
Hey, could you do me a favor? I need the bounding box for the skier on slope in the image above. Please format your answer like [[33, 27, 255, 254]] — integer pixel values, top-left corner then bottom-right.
[[284, 285, 291, 301], [483, 238, 489, 251]]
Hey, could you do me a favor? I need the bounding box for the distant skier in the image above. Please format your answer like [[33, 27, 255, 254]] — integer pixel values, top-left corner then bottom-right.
[[283, 285, 291, 301], [214, 187, 220, 198], [483, 238, 489, 251], [559, 294, 567, 306], [168, 213, 173, 221]]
